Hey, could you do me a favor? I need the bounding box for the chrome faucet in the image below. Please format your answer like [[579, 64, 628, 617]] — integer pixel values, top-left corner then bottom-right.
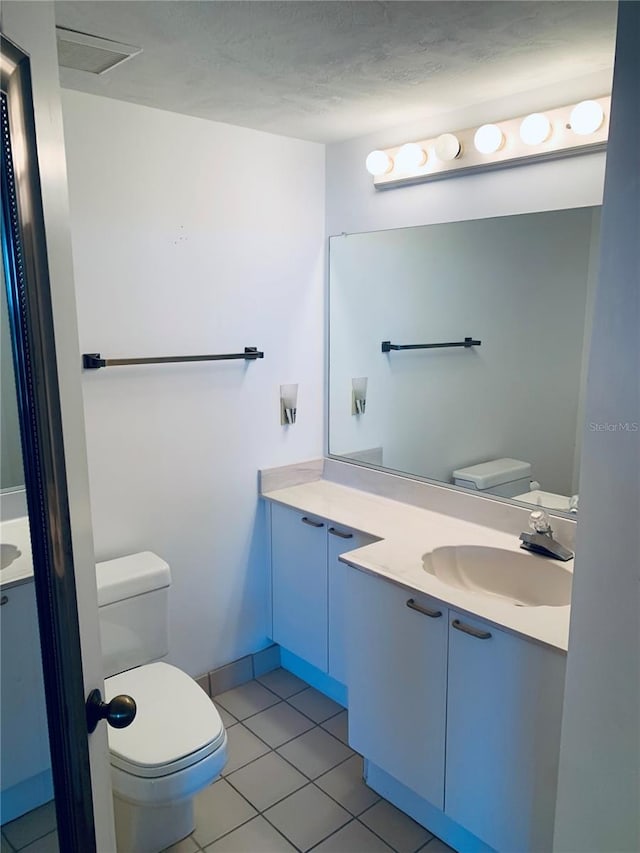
[[519, 509, 574, 562]]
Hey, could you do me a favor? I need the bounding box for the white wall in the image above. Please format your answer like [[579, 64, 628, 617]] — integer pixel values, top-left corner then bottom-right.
[[61, 90, 325, 677], [329, 208, 595, 496], [554, 2, 640, 849]]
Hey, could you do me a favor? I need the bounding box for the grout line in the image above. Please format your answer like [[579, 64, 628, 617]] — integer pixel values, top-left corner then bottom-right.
[[196, 779, 261, 851], [303, 814, 355, 852], [284, 698, 346, 728], [255, 677, 309, 701], [1, 831, 17, 853], [223, 722, 319, 782], [259, 809, 304, 853], [1, 821, 56, 851], [353, 814, 399, 851], [355, 806, 435, 853]]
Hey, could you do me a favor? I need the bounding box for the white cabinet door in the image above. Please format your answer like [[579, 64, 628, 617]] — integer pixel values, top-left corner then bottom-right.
[[271, 503, 328, 671], [445, 611, 566, 853], [346, 567, 448, 808], [327, 526, 377, 685], [0, 583, 51, 792]]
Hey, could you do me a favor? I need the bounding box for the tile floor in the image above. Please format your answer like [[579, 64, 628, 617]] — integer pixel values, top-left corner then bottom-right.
[[0, 669, 456, 853], [168, 669, 455, 853]]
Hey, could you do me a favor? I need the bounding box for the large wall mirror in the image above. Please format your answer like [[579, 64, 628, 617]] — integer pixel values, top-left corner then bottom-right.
[[328, 207, 601, 514]]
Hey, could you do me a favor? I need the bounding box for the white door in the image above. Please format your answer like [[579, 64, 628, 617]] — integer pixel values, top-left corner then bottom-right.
[[1, 3, 116, 850]]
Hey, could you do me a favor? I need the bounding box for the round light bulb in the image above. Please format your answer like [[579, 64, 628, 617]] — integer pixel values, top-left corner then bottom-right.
[[473, 124, 504, 155], [570, 100, 604, 136], [434, 133, 461, 162], [394, 142, 427, 172], [519, 113, 551, 146], [365, 150, 393, 176]]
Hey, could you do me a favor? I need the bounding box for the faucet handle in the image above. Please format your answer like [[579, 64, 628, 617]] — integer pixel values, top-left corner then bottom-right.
[[529, 509, 553, 535]]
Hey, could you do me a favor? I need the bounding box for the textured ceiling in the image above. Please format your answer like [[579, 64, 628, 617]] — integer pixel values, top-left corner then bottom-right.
[[54, 1, 617, 143]]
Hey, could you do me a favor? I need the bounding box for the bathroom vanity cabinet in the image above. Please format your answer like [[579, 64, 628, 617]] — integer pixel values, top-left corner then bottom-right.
[[347, 567, 566, 853], [0, 581, 53, 821], [446, 608, 566, 853], [347, 569, 447, 809], [269, 501, 376, 680], [265, 487, 568, 853]]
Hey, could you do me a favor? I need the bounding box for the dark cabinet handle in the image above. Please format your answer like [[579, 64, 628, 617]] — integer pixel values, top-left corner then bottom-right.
[[0, 595, 8, 605], [406, 598, 442, 618], [452, 618, 492, 640], [301, 517, 324, 528], [328, 527, 353, 539], [86, 689, 137, 733]]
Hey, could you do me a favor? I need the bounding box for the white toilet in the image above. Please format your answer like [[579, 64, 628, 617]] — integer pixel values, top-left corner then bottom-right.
[[452, 457, 533, 498], [96, 551, 227, 853]]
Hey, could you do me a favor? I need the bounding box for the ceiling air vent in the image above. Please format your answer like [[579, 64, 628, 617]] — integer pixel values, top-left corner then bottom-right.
[[56, 27, 142, 75]]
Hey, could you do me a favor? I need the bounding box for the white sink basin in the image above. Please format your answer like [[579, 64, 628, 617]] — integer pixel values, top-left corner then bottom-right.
[[422, 545, 572, 607]]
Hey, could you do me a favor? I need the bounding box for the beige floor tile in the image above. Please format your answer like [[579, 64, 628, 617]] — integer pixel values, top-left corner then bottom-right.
[[277, 727, 353, 779], [360, 799, 433, 853], [263, 784, 351, 851], [315, 755, 380, 816], [204, 816, 296, 852], [312, 820, 394, 852], [243, 701, 314, 748], [257, 668, 308, 699], [221, 724, 270, 775], [192, 779, 257, 847], [161, 833, 199, 852], [320, 710, 349, 745], [217, 705, 238, 728], [288, 688, 343, 723], [214, 681, 279, 720], [227, 751, 307, 812], [2, 802, 56, 850]]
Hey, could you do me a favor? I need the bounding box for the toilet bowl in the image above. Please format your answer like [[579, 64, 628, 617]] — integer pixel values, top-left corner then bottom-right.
[[97, 553, 228, 853]]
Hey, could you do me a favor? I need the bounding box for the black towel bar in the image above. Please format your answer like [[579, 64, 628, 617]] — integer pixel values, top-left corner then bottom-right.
[[381, 337, 481, 353], [82, 347, 264, 370]]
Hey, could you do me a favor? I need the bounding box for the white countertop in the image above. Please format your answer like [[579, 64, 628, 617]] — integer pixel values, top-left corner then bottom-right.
[[263, 479, 571, 652], [0, 516, 34, 590]]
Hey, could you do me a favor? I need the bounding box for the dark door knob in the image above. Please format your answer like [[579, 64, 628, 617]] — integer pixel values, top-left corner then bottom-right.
[[86, 688, 137, 733]]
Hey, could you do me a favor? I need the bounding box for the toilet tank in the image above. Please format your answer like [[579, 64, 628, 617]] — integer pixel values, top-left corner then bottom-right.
[[96, 552, 171, 678], [452, 458, 532, 498]]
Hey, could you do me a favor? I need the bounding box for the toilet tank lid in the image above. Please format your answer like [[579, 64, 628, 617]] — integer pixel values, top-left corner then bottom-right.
[[96, 551, 171, 607], [453, 458, 531, 489]]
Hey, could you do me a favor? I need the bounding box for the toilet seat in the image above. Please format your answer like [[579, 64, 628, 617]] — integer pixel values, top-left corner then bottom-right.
[[105, 662, 225, 778]]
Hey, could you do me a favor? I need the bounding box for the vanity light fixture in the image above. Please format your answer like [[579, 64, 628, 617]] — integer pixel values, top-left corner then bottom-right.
[[473, 124, 504, 155], [434, 133, 462, 162], [280, 384, 298, 425], [365, 150, 393, 176], [519, 112, 552, 146], [366, 95, 609, 190], [351, 377, 368, 415], [395, 142, 427, 172], [569, 100, 605, 136]]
